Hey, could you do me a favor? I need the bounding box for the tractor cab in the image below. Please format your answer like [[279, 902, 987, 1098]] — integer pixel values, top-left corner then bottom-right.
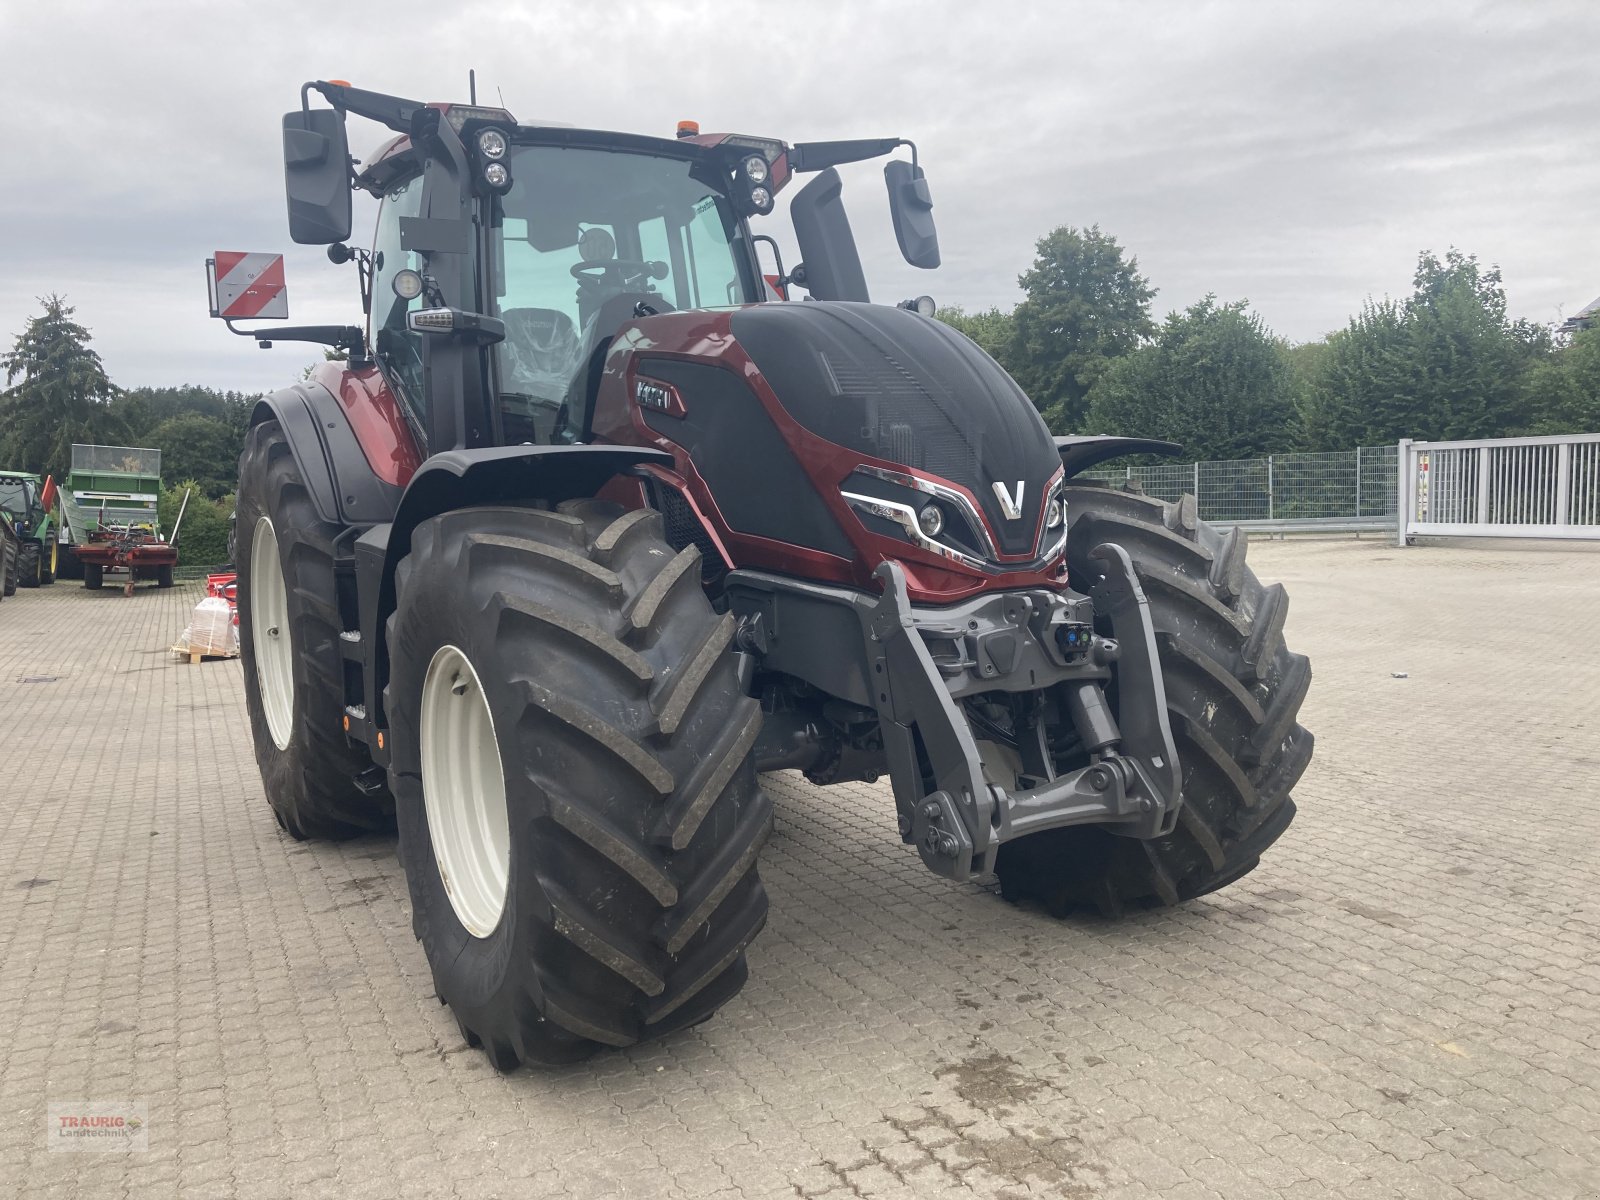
[[221, 82, 939, 459], [362, 127, 771, 448], [0, 474, 43, 534]]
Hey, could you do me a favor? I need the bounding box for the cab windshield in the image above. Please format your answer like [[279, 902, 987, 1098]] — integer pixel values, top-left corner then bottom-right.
[[0, 480, 30, 519], [489, 144, 759, 442]]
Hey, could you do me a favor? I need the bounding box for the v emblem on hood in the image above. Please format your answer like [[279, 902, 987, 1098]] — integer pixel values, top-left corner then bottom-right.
[[992, 480, 1025, 520]]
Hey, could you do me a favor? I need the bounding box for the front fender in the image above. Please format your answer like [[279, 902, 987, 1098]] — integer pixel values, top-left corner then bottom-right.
[[386, 445, 672, 563], [357, 444, 672, 751], [1055, 436, 1182, 479], [250, 384, 402, 527]]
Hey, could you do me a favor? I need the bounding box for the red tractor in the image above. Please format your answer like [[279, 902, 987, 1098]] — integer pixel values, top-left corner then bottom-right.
[[216, 82, 1312, 1069]]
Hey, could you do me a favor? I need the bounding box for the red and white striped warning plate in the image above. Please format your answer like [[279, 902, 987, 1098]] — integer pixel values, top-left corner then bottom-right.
[[212, 252, 288, 319]]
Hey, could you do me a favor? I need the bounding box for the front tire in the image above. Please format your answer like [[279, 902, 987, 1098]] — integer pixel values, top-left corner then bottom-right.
[[996, 483, 1313, 915], [236, 421, 392, 840], [386, 502, 771, 1069]]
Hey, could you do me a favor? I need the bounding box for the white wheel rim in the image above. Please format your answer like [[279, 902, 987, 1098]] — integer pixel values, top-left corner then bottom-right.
[[250, 517, 295, 751], [420, 644, 510, 938]]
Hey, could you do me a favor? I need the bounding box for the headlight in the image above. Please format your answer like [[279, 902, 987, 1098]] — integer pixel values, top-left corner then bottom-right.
[[1046, 495, 1065, 529], [917, 504, 944, 537], [477, 128, 509, 160], [483, 162, 510, 189], [741, 154, 769, 184], [748, 185, 773, 213]]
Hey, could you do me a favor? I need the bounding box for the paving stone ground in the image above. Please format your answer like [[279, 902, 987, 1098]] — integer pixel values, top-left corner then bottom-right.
[[1, 538, 1597, 1199]]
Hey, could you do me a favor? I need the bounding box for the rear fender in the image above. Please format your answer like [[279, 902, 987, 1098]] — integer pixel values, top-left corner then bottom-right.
[[250, 382, 403, 527], [357, 445, 672, 753]]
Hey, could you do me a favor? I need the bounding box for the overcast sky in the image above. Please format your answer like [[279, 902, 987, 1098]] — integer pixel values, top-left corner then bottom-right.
[[2, 0, 1596, 395]]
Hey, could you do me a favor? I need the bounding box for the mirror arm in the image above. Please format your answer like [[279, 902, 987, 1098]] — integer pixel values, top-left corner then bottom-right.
[[790, 137, 910, 173], [223, 319, 370, 367], [304, 80, 428, 136]]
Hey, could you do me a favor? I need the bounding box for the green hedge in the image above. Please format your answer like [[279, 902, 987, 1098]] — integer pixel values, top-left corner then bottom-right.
[[157, 481, 233, 569]]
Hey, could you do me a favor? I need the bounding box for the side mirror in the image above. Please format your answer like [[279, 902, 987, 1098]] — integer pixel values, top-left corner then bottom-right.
[[790, 168, 870, 303], [885, 160, 940, 270], [282, 108, 352, 245]]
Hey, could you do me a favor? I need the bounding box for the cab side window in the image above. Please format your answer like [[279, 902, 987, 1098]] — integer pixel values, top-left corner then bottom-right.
[[371, 174, 426, 424]]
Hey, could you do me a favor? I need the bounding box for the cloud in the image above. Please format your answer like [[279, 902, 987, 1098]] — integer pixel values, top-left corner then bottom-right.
[[1, 0, 1595, 394]]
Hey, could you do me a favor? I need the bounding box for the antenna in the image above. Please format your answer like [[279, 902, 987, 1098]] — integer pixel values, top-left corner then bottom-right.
[[469, 69, 477, 105]]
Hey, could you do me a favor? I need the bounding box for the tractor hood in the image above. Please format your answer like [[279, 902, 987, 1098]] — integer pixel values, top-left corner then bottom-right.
[[730, 303, 1061, 557]]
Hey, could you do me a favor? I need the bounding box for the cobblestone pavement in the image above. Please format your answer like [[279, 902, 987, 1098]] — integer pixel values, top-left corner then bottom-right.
[[1, 539, 1597, 1200]]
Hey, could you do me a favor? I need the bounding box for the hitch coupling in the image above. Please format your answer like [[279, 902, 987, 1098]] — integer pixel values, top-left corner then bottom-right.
[[866, 544, 1183, 882]]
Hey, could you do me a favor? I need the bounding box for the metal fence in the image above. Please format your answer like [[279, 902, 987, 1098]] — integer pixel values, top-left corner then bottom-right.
[[1398, 433, 1600, 542], [1081, 445, 1398, 533]]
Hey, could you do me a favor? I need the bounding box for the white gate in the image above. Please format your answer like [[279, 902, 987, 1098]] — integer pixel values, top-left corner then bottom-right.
[[1397, 433, 1600, 543]]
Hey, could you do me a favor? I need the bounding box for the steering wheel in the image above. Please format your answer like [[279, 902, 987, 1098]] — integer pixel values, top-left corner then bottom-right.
[[570, 260, 668, 288]]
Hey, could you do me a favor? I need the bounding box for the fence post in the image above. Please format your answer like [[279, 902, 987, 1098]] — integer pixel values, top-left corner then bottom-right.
[[1556, 441, 1572, 527], [1476, 446, 1491, 525], [1355, 446, 1363, 517], [1267, 455, 1274, 521], [1396, 439, 1412, 546], [1193, 461, 1200, 508]]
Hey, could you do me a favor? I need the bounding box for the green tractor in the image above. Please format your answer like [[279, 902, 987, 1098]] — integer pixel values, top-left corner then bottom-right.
[[0, 471, 60, 588]]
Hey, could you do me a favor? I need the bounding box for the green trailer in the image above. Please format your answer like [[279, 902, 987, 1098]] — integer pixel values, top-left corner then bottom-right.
[[58, 445, 179, 592], [0, 470, 60, 587]]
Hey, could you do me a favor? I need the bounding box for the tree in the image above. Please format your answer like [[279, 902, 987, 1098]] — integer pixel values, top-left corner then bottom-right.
[[936, 305, 1014, 364], [1403, 249, 1531, 440], [146, 413, 244, 499], [1520, 323, 1600, 435], [1084, 296, 1296, 461], [1007, 225, 1155, 432], [1300, 248, 1544, 448], [1297, 300, 1414, 450], [0, 296, 125, 475], [159, 480, 232, 567], [115, 385, 256, 442]]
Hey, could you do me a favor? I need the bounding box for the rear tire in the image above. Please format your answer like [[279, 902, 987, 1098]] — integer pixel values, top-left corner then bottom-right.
[[83, 563, 102, 591], [0, 533, 14, 598], [386, 502, 770, 1068], [236, 421, 392, 840], [996, 483, 1313, 916], [18, 542, 40, 588]]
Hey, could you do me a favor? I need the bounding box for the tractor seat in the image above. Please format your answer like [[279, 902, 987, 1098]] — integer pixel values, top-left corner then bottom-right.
[[499, 307, 584, 407]]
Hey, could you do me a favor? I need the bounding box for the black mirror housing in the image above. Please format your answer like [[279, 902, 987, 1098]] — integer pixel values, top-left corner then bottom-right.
[[282, 108, 352, 245], [885, 160, 940, 270]]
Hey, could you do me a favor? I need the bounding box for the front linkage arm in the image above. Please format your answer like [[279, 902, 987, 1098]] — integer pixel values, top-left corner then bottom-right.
[[863, 549, 1183, 882]]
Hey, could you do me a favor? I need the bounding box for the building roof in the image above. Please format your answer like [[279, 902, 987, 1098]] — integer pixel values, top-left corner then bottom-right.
[[1560, 294, 1600, 333]]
